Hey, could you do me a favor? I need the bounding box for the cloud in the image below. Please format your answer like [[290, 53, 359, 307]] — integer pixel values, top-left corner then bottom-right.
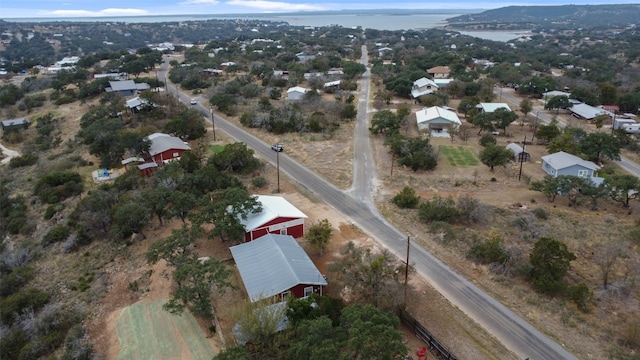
[[179, 0, 220, 5], [225, 0, 325, 11], [41, 8, 149, 17]]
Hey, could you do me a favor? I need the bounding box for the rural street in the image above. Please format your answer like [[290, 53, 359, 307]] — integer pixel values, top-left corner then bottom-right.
[[496, 87, 640, 178], [159, 52, 579, 359]]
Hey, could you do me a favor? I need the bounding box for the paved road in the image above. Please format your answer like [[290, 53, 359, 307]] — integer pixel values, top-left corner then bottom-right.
[[160, 54, 578, 360], [496, 87, 640, 178]]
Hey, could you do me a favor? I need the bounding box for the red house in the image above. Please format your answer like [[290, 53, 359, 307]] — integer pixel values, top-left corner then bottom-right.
[[240, 195, 308, 242], [230, 233, 327, 302], [146, 133, 191, 164]]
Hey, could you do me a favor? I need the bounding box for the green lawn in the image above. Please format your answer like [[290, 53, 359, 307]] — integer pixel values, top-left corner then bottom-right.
[[439, 146, 479, 167], [116, 300, 215, 360], [209, 144, 225, 155]]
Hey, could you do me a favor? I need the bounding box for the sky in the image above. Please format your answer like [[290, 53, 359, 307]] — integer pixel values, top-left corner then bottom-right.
[[1, 0, 637, 19]]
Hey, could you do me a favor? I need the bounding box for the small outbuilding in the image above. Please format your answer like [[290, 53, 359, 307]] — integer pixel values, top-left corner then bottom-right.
[[1, 118, 30, 133], [505, 143, 530, 162], [286, 86, 309, 100], [240, 195, 308, 242], [230, 233, 327, 303]]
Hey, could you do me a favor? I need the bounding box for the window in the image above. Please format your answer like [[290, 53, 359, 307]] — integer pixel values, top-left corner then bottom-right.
[[173, 152, 179, 157], [281, 291, 290, 301], [577, 169, 589, 177], [280, 229, 287, 235], [303, 286, 313, 298]]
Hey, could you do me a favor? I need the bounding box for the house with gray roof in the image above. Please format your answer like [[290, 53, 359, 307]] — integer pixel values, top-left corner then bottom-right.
[[230, 233, 327, 302], [240, 195, 308, 241], [541, 151, 604, 185], [569, 103, 610, 120], [1, 117, 29, 132], [105, 80, 150, 96]]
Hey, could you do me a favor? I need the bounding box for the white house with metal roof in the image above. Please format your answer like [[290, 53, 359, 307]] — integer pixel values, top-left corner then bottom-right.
[[230, 233, 327, 302], [240, 195, 308, 242], [286, 86, 309, 100], [105, 80, 151, 96], [541, 151, 604, 185], [415, 106, 461, 133], [411, 77, 439, 98], [477, 102, 512, 113]]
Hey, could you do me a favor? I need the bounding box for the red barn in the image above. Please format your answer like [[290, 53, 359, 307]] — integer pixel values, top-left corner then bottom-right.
[[230, 233, 327, 303], [240, 195, 308, 242], [146, 133, 191, 164]]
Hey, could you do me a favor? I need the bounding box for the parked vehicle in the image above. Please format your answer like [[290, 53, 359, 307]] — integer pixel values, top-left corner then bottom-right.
[[271, 144, 284, 152]]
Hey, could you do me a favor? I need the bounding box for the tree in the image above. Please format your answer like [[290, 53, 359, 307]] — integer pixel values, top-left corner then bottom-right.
[[164, 109, 206, 140], [604, 174, 640, 207], [329, 242, 406, 310], [479, 134, 497, 147], [579, 179, 608, 210], [287, 316, 344, 360], [548, 133, 580, 155], [545, 95, 572, 113], [472, 112, 495, 135], [197, 188, 261, 242], [146, 225, 202, 267], [493, 108, 518, 132], [209, 142, 261, 174], [593, 114, 608, 129], [340, 304, 408, 359], [306, 219, 332, 255], [457, 97, 478, 118], [142, 186, 171, 226], [479, 145, 513, 171], [232, 299, 288, 352], [579, 132, 621, 163], [168, 191, 196, 223], [395, 137, 438, 171], [529, 175, 561, 202], [594, 243, 623, 290], [535, 123, 561, 144], [519, 99, 532, 123], [210, 93, 237, 114], [369, 110, 400, 136], [530, 237, 576, 295], [110, 201, 151, 240]]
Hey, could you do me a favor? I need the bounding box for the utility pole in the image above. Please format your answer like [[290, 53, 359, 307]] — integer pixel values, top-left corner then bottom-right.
[[276, 149, 280, 193], [404, 235, 410, 305], [211, 108, 216, 141], [518, 135, 526, 181], [390, 154, 394, 177]]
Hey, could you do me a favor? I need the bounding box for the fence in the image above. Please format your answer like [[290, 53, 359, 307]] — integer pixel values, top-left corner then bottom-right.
[[398, 308, 459, 360]]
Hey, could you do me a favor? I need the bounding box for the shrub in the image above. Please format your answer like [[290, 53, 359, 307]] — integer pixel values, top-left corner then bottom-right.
[[9, 153, 39, 168], [251, 176, 267, 189], [532, 207, 549, 220], [42, 225, 70, 246], [43, 204, 64, 220], [34, 171, 83, 204], [457, 195, 491, 224], [391, 186, 420, 209], [0, 266, 34, 297], [468, 236, 509, 264], [418, 196, 459, 223], [0, 288, 49, 326], [429, 221, 458, 243], [568, 283, 592, 312]]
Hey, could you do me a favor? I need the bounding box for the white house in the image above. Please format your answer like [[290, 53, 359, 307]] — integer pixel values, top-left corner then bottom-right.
[[411, 77, 439, 98], [287, 86, 309, 100], [477, 102, 511, 113], [415, 106, 461, 133]]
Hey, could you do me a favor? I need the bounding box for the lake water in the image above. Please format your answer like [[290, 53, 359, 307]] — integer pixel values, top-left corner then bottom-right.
[[3, 13, 525, 42]]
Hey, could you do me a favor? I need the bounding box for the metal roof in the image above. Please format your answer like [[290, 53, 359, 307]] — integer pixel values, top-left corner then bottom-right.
[[506, 143, 525, 154], [230, 233, 327, 302], [569, 103, 608, 120], [145, 133, 191, 156], [1, 118, 29, 127], [541, 151, 600, 171], [108, 80, 138, 91], [478, 103, 511, 113], [415, 106, 461, 130], [240, 195, 308, 231]]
